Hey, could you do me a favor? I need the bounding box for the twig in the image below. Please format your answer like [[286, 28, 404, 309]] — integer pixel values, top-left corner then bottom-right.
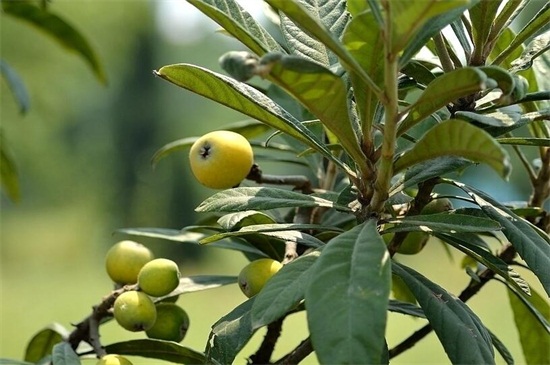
[[249, 318, 284, 365], [246, 164, 313, 193], [433, 33, 455, 73], [275, 338, 313, 365]]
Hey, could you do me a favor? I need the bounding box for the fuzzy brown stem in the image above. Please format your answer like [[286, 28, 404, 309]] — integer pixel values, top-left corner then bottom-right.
[[249, 319, 284, 365], [246, 164, 313, 193], [275, 338, 313, 365]]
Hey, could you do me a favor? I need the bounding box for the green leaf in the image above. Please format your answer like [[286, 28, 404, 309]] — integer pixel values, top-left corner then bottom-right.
[[393, 263, 495, 364], [0, 360, 34, 365], [343, 10, 384, 131], [390, 156, 471, 196], [479, 65, 516, 99], [154, 64, 352, 175], [265, 0, 381, 97], [306, 220, 391, 364], [279, 0, 348, 67], [217, 211, 276, 230], [487, 329, 515, 365], [508, 288, 550, 364], [169, 275, 237, 297], [469, 1, 502, 60], [509, 31, 550, 73], [497, 137, 550, 146], [492, 3, 550, 67], [0, 131, 20, 202], [251, 249, 320, 329], [457, 109, 550, 136], [51, 342, 80, 365], [205, 298, 256, 365], [400, 2, 476, 67], [388, 0, 469, 56], [395, 119, 511, 179], [260, 54, 367, 172], [196, 187, 350, 213], [187, 0, 281, 56], [450, 181, 550, 296], [2, 1, 106, 84], [388, 299, 425, 318], [105, 339, 208, 364], [436, 232, 531, 296], [384, 212, 501, 234], [0, 60, 30, 113], [398, 68, 488, 135], [25, 324, 68, 363]]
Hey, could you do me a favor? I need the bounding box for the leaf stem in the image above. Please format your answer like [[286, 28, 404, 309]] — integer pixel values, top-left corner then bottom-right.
[[433, 33, 455, 72], [246, 164, 313, 193]]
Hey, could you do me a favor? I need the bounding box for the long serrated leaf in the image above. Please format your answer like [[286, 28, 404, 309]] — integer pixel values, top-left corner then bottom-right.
[[487, 329, 515, 365], [105, 339, 208, 364], [389, 0, 469, 56], [195, 187, 350, 213], [24, 324, 68, 363], [251, 249, 320, 329], [449, 181, 550, 296], [492, 3, 550, 67], [306, 220, 391, 364], [436, 232, 530, 296], [469, 1, 501, 62], [205, 298, 256, 364], [509, 31, 550, 73], [508, 287, 550, 364], [280, 0, 348, 67], [265, 0, 381, 96], [187, 0, 281, 56], [393, 263, 495, 364], [51, 343, 80, 365], [262, 55, 367, 171], [154, 64, 353, 175], [398, 68, 488, 134], [385, 212, 501, 234], [2, 1, 105, 84], [395, 119, 511, 178]]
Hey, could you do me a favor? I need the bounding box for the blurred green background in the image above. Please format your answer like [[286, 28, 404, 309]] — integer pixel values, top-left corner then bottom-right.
[[1, 1, 547, 364]]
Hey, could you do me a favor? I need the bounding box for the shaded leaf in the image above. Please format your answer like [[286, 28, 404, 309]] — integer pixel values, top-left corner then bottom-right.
[[187, 0, 281, 56], [508, 287, 550, 364], [106, 339, 208, 364], [469, 1, 501, 60], [168, 275, 237, 297], [388, 299, 425, 318], [251, 249, 320, 329], [0, 60, 30, 113], [24, 324, 68, 363], [450, 181, 550, 296], [479, 65, 516, 99], [154, 64, 352, 175], [195, 187, 350, 213], [51, 342, 80, 365], [398, 68, 488, 134], [509, 30, 550, 73], [205, 298, 256, 365], [487, 329, 515, 365], [384, 212, 501, 234], [395, 119, 511, 179], [393, 263, 495, 364], [306, 220, 391, 364], [2, 1, 105, 83], [0, 360, 34, 365]]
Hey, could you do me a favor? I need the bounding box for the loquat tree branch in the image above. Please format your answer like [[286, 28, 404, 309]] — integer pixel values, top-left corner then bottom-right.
[[274, 337, 313, 365], [248, 318, 284, 365], [246, 164, 313, 194]]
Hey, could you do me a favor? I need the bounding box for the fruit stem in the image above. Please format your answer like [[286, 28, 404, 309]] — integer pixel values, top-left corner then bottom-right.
[[246, 164, 313, 193]]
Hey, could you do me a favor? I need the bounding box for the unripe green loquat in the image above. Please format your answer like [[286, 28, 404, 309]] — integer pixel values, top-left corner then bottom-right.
[[146, 303, 190, 342], [138, 258, 181, 297], [113, 291, 156, 332], [96, 355, 133, 365], [238, 258, 283, 298], [105, 240, 154, 285]]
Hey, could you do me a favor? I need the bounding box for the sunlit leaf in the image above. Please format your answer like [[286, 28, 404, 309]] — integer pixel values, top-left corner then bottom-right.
[[492, 3, 550, 67], [187, 0, 282, 56], [389, 0, 469, 56], [398, 68, 488, 134], [393, 263, 495, 364], [169, 275, 237, 297], [106, 339, 209, 364], [395, 119, 511, 179], [251, 249, 320, 329], [195, 187, 350, 213], [217, 211, 276, 231], [384, 212, 501, 234], [306, 220, 391, 364], [24, 324, 68, 363], [154, 64, 353, 175], [2, 1, 106, 84], [205, 298, 256, 365], [508, 287, 550, 364], [469, 1, 501, 62]]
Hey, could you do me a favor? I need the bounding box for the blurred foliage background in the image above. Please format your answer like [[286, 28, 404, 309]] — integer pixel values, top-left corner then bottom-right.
[[1, 1, 547, 364]]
